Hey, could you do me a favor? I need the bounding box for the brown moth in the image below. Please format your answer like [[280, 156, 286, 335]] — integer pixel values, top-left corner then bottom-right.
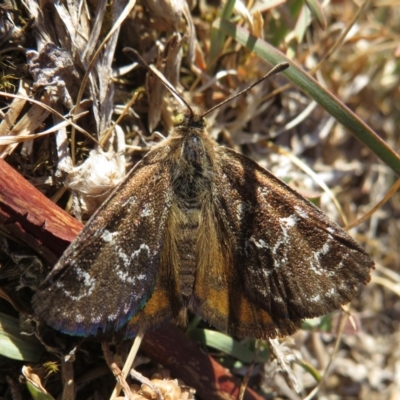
[[33, 58, 373, 339]]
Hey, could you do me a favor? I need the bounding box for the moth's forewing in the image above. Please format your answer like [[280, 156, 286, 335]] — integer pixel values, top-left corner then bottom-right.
[[194, 146, 373, 338], [33, 149, 174, 337]]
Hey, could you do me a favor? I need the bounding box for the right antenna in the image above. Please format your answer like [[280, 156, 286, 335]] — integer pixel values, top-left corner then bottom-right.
[[201, 62, 289, 118]]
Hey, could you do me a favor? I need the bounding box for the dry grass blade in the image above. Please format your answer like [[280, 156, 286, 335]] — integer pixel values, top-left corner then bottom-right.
[[346, 177, 400, 230], [109, 328, 145, 400]]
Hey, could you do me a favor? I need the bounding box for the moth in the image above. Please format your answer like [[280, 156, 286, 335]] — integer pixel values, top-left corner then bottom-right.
[[33, 60, 373, 339]]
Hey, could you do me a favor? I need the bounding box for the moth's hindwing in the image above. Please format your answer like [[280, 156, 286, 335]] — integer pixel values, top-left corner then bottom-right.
[[192, 196, 294, 339], [194, 146, 373, 339], [33, 158, 173, 337]]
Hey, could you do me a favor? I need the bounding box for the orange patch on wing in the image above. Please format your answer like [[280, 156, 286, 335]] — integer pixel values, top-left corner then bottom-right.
[[194, 278, 284, 338], [126, 287, 174, 331]]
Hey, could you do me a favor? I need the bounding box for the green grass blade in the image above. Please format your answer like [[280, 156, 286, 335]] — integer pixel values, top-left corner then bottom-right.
[[305, 0, 327, 29], [213, 19, 400, 176], [208, 0, 236, 69], [188, 328, 269, 363], [0, 312, 44, 362]]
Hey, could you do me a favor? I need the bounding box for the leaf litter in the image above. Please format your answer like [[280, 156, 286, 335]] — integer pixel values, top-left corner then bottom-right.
[[0, 0, 399, 399]]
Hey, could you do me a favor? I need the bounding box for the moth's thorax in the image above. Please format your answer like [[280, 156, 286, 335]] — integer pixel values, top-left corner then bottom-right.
[[170, 115, 216, 206]]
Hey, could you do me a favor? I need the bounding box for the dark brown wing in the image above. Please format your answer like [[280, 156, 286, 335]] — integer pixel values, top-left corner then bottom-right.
[[193, 146, 373, 339], [33, 152, 177, 337]]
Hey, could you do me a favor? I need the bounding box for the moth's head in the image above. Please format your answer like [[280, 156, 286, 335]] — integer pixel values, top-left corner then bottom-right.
[[172, 112, 206, 132]]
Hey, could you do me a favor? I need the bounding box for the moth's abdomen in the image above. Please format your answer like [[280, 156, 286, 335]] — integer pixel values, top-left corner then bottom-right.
[[173, 176, 210, 302], [176, 210, 200, 300]]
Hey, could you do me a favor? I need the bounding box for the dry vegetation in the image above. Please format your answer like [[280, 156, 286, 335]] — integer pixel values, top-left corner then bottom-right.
[[0, 0, 399, 399]]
